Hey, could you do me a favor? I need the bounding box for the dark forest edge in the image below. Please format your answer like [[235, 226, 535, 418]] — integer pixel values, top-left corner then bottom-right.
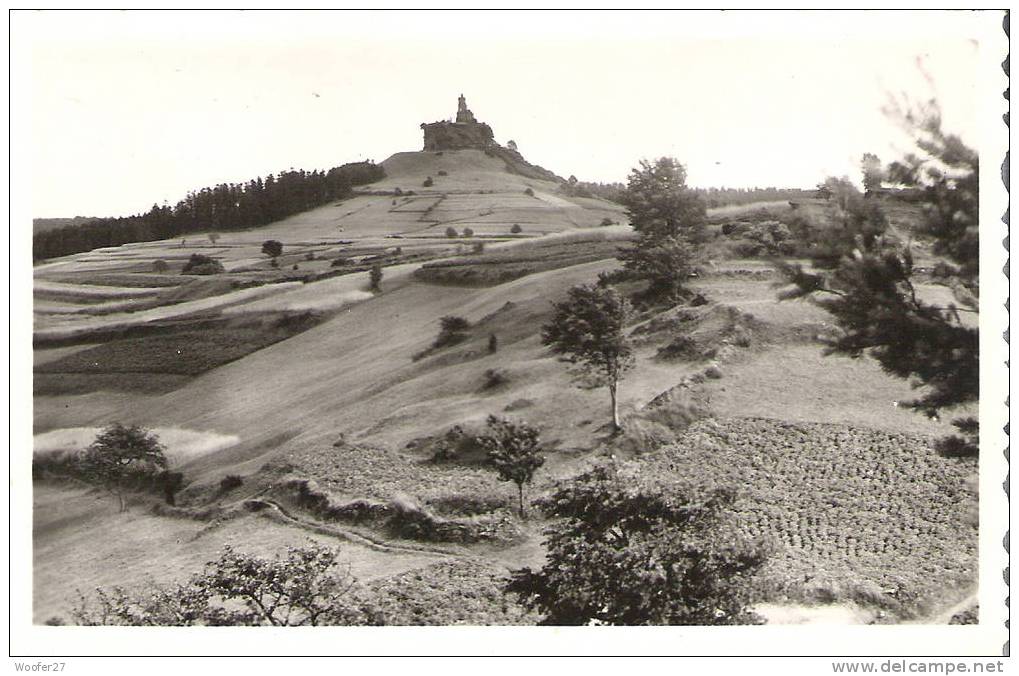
[[32, 161, 386, 261]]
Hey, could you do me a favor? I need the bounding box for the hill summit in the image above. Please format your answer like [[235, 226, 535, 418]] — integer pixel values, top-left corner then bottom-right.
[[418, 94, 562, 183], [420, 94, 496, 151]]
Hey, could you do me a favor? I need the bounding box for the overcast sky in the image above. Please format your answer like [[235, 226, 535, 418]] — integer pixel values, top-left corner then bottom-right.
[[15, 10, 996, 218]]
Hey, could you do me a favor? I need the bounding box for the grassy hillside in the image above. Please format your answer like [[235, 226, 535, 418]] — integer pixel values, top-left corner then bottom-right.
[[31, 150, 975, 626]]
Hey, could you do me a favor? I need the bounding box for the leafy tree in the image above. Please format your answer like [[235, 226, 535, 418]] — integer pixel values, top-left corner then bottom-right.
[[510, 223, 522, 234], [618, 158, 706, 300], [477, 415, 545, 516], [445, 227, 458, 238], [617, 234, 697, 300], [780, 98, 979, 456], [262, 239, 283, 259], [78, 423, 168, 512], [463, 227, 474, 237], [506, 463, 768, 625], [541, 284, 634, 431], [151, 259, 169, 273], [423, 176, 434, 187], [71, 544, 383, 626], [369, 263, 383, 291], [620, 157, 706, 241], [861, 152, 885, 194]]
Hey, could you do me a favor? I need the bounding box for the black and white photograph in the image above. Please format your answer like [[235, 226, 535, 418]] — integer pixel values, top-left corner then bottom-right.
[[8, 8, 1010, 663]]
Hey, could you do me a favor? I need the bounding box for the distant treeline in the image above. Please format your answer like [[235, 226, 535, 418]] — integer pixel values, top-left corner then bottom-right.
[[33, 216, 98, 234], [692, 187, 815, 208], [33, 162, 386, 260], [565, 181, 814, 208]]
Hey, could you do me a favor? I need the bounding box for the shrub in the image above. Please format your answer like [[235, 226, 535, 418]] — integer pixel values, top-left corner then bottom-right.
[[426, 495, 508, 517], [152, 259, 169, 273], [437, 170, 448, 176], [704, 364, 723, 379], [385, 494, 476, 543], [445, 227, 458, 238], [482, 368, 509, 390], [220, 475, 244, 492], [463, 228, 474, 238], [181, 253, 224, 275], [433, 316, 470, 348], [305, 251, 316, 261], [369, 263, 383, 291], [599, 217, 614, 227], [261, 240, 283, 258], [425, 425, 489, 467], [503, 398, 533, 412], [656, 334, 700, 361], [510, 224, 523, 234], [472, 242, 485, 254], [423, 176, 434, 187], [440, 315, 470, 333], [523, 188, 534, 197], [488, 334, 498, 354]]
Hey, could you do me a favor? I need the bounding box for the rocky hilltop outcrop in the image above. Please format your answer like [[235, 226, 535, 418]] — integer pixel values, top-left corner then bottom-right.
[[420, 95, 563, 183]]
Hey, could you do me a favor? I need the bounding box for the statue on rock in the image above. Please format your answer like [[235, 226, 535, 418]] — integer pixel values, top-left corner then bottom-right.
[[456, 94, 478, 124], [421, 94, 493, 151]]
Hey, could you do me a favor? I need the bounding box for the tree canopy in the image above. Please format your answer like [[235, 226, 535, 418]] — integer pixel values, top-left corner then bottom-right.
[[780, 98, 979, 455], [617, 157, 706, 300], [506, 463, 769, 625], [72, 544, 382, 626], [78, 423, 168, 511]]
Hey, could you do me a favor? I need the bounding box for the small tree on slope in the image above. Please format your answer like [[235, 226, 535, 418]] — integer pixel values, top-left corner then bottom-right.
[[78, 423, 168, 512], [541, 283, 634, 432], [477, 415, 545, 517]]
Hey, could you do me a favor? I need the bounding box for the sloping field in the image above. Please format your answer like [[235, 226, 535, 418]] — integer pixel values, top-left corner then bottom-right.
[[34, 282, 304, 339], [32, 483, 447, 624]]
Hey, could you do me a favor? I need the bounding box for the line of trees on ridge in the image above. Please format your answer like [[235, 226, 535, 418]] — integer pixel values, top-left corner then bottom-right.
[[32, 162, 386, 261]]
